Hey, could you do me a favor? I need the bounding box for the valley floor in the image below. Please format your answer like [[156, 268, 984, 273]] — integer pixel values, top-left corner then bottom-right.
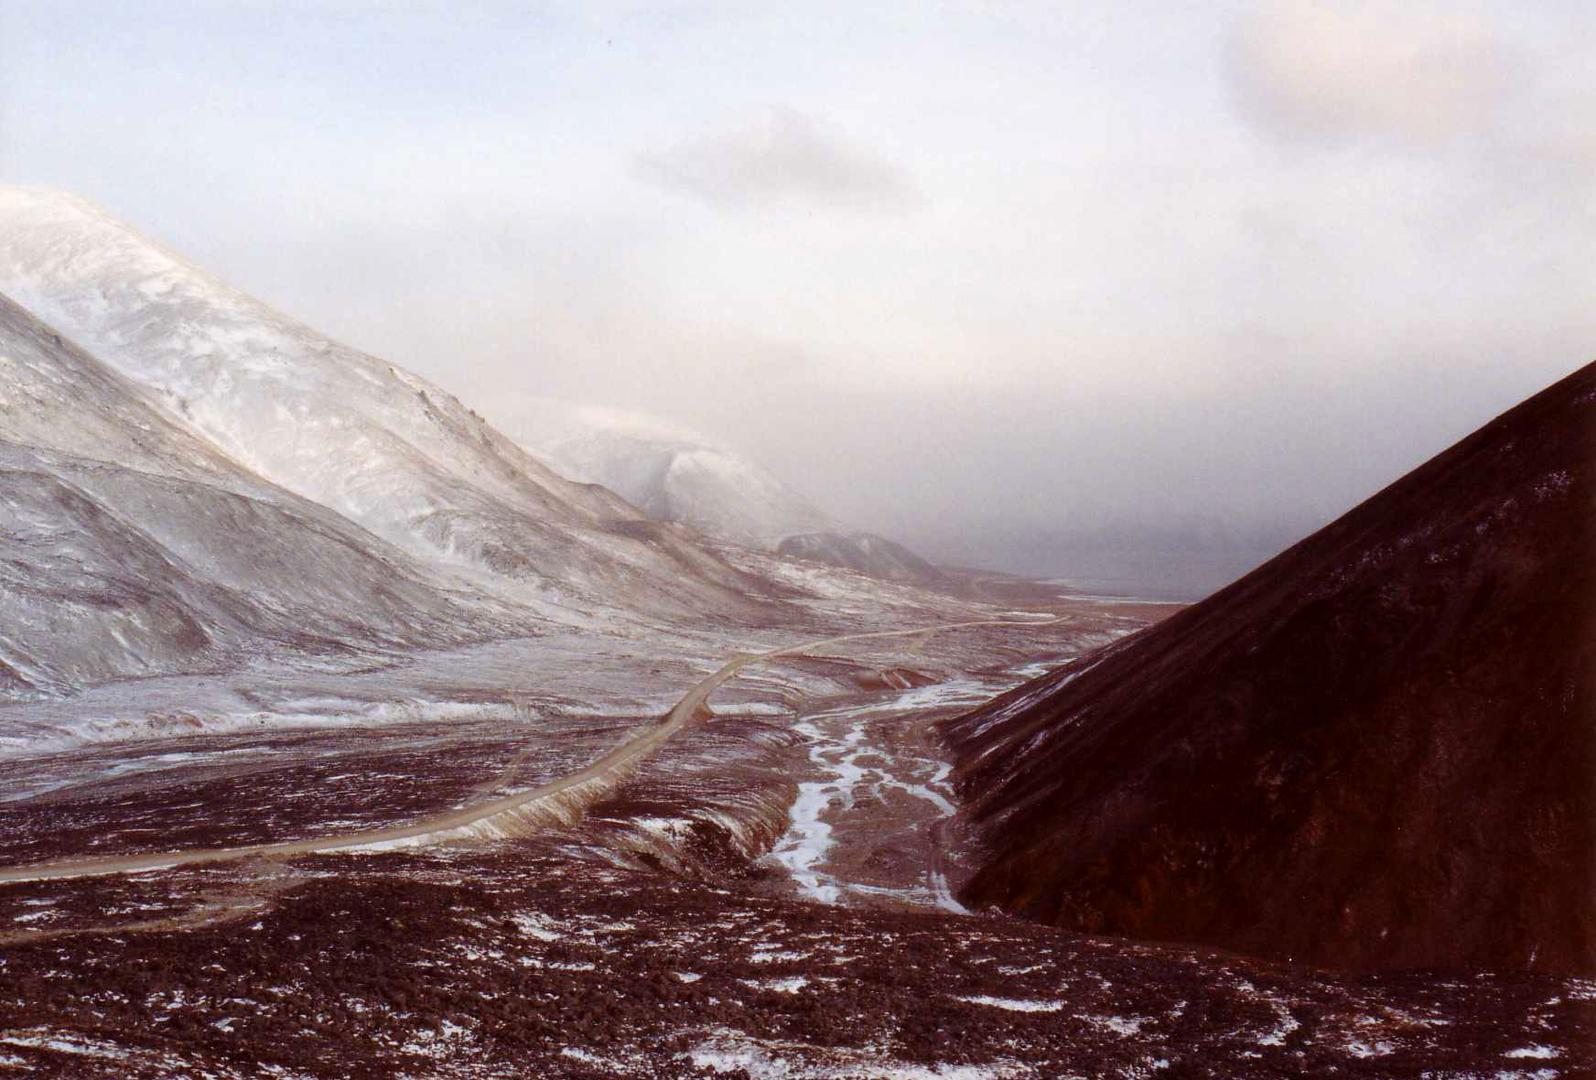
[[0, 594, 1588, 1078]]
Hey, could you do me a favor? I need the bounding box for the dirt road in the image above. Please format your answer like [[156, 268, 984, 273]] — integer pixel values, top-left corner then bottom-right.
[[0, 615, 1057, 884]]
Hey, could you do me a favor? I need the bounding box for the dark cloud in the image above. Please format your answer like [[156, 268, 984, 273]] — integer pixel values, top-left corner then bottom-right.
[[633, 106, 918, 212]]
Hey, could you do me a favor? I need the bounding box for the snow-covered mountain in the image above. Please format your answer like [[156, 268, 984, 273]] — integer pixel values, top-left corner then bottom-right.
[[0, 188, 773, 622], [0, 291, 517, 697], [487, 396, 946, 586]]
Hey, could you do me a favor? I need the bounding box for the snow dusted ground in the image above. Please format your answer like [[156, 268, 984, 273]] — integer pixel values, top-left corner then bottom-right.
[[0, 574, 1587, 1075], [0, 627, 718, 758]]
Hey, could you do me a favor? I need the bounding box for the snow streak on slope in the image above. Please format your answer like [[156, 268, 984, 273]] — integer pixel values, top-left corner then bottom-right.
[[0, 188, 770, 621]]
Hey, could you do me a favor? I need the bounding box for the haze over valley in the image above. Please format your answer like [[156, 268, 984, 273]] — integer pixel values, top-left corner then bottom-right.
[[7, 2, 1591, 597]]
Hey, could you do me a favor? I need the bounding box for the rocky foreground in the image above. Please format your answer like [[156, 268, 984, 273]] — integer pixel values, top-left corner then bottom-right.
[[1, 844, 1586, 1079]]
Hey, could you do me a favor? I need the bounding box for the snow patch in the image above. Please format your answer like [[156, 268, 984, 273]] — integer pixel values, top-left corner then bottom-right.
[[686, 1029, 1020, 1078], [956, 996, 1066, 1013]]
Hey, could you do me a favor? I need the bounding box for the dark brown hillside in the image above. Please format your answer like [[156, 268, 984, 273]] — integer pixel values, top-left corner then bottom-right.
[[941, 362, 1596, 974]]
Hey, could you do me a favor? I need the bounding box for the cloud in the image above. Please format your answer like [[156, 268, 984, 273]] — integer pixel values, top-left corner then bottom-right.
[[1227, 1, 1509, 145], [633, 106, 918, 212]]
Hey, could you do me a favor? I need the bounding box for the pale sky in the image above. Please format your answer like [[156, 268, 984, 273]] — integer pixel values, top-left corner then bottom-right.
[[2, 1, 1591, 589]]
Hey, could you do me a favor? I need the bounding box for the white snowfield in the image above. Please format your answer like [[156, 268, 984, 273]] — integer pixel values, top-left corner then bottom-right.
[[0, 187, 765, 622], [490, 393, 946, 585]]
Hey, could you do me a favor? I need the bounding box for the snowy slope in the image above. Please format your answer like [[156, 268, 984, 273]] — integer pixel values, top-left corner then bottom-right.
[[489, 396, 946, 586], [0, 292, 518, 697], [0, 189, 771, 621]]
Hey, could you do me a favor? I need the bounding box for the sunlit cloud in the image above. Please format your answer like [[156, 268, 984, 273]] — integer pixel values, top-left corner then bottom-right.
[[1227, 1, 1508, 145]]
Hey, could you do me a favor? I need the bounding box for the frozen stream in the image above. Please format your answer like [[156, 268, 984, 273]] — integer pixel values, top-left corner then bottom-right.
[[768, 672, 1048, 911], [768, 715, 866, 905]]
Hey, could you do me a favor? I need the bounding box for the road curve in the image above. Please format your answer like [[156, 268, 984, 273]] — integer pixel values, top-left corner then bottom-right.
[[0, 615, 1058, 884]]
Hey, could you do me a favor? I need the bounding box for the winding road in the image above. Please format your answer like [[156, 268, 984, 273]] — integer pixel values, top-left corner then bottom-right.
[[0, 615, 1058, 885]]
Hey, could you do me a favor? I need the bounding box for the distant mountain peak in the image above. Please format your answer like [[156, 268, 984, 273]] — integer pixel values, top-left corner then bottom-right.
[[487, 395, 946, 586]]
